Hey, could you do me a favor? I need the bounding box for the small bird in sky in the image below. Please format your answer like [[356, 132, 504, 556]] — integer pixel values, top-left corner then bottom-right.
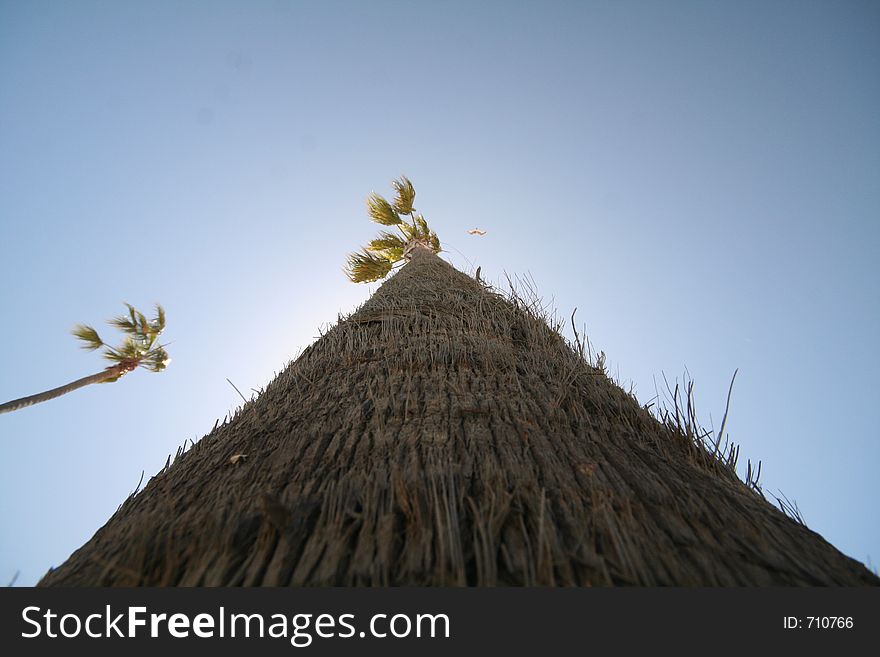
[[467, 229, 487, 236]]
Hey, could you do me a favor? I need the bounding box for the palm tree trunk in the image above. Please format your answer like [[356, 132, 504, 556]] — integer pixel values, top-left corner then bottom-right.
[[38, 251, 879, 585], [0, 366, 124, 415]]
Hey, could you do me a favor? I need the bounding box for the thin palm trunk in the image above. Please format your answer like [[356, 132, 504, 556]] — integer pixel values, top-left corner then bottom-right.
[[38, 250, 879, 586], [0, 365, 127, 415]]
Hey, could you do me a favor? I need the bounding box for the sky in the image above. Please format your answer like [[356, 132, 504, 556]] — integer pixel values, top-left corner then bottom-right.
[[0, 0, 877, 586]]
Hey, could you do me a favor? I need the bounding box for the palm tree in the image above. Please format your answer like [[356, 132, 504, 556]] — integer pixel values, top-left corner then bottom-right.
[[345, 175, 441, 283], [37, 183, 878, 586], [0, 303, 169, 415]]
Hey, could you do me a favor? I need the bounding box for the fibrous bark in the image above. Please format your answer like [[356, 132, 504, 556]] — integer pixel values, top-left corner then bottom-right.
[[0, 365, 128, 415], [40, 251, 879, 585]]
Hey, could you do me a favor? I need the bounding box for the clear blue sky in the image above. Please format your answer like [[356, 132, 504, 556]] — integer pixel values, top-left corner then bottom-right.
[[1, 0, 877, 586]]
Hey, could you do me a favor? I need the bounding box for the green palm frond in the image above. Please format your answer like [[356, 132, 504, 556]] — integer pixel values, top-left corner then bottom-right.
[[102, 346, 125, 363], [428, 231, 441, 253], [103, 339, 138, 363], [136, 310, 149, 336], [367, 230, 406, 254], [366, 193, 402, 226], [368, 233, 406, 262], [391, 176, 416, 214], [127, 303, 141, 331], [124, 338, 143, 359], [109, 302, 164, 346], [152, 304, 166, 333], [109, 303, 141, 334], [72, 324, 105, 351], [345, 249, 394, 283], [380, 245, 405, 261], [142, 305, 164, 348], [144, 346, 171, 373], [414, 214, 430, 238], [108, 313, 137, 334]]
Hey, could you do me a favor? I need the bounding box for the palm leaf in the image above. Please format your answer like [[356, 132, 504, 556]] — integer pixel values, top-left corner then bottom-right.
[[381, 246, 405, 261], [136, 309, 149, 337], [152, 304, 166, 333], [108, 315, 137, 332], [414, 214, 430, 239], [368, 231, 406, 254], [345, 250, 393, 283], [366, 193, 402, 226], [144, 347, 171, 372], [398, 222, 415, 241], [102, 346, 125, 363], [72, 324, 104, 351], [391, 176, 416, 214]]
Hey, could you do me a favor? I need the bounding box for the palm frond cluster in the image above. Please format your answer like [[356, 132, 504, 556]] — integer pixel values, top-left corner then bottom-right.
[[346, 176, 441, 283], [72, 303, 170, 380]]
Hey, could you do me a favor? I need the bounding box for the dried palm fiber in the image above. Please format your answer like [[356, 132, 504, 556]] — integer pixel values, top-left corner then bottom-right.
[[40, 249, 879, 586]]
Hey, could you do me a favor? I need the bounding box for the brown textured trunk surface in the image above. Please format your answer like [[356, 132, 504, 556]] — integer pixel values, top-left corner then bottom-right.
[[0, 366, 124, 415], [40, 251, 878, 585]]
